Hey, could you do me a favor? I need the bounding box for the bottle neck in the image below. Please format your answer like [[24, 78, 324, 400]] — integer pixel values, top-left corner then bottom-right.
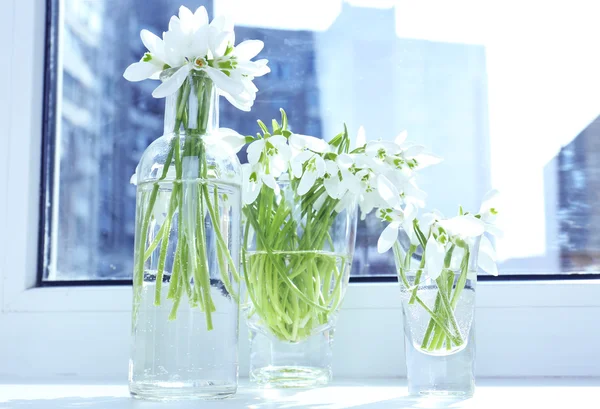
[[163, 73, 219, 136]]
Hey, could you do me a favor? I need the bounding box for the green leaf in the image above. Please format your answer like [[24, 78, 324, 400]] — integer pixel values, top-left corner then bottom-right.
[[245, 136, 255, 144], [282, 130, 292, 138], [342, 123, 350, 153], [329, 132, 343, 147], [280, 108, 288, 130], [459, 205, 464, 215], [272, 119, 281, 133], [257, 120, 269, 135]]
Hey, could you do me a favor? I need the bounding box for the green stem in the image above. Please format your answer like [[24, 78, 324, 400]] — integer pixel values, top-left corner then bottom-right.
[[154, 184, 179, 305]]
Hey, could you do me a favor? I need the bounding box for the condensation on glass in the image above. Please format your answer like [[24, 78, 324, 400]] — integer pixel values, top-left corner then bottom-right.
[[42, 0, 600, 281]]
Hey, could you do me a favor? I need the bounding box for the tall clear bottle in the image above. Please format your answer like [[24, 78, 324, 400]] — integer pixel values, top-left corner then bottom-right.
[[129, 71, 242, 401]]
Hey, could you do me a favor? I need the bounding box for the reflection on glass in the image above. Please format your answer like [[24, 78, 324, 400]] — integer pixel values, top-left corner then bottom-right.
[[45, 0, 600, 280]]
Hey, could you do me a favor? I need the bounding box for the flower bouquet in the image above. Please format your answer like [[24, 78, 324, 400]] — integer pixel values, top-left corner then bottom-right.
[[375, 152, 500, 396], [124, 6, 268, 400], [238, 119, 440, 386]]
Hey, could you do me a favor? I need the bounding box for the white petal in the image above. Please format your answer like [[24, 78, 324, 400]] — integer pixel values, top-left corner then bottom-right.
[[395, 130, 408, 146], [178, 6, 194, 31], [403, 180, 427, 208], [290, 134, 330, 153], [247, 140, 265, 165], [298, 170, 318, 196], [450, 246, 465, 271], [412, 152, 443, 169], [209, 128, 246, 153], [151, 64, 191, 98], [236, 60, 270, 77], [291, 151, 314, 176], [168, 15, 182, 34], [479, 235, 496, 260], [210, 15, 233, 32], [325, 160, 338, 176], [234, 40, 264, 61], [404, 203, 418, 223], [209, 28, 232, 57], [378, 222, 400, 254], [313, 193, 327, 212], [140, 29, 162, 55], [402, 145, 425, 158], [269, 135, 287, 147], [220, 89, 253, 111], [189, 25, 209, 58], [269, 155, 288, 178], [314, 156, 326, 177], [341, 170, 362, 194], [324, 175, 340, 199], [205, 66, 245, 96], [478, 251, 498, 276], [426, 236, 446, 280], [377, 174, 401, 209], [261, 173, 278, 190], [439, 214, 485, 238], [123, 62, 160, 82], [244, 179, 262, 205], [402, 219, 420, 245], [336, 153, 354, 169], [355, 126, 366, 148], [484, 222, 504, 238], [367, 140, 401, 155], [194, 6, 209, 26]]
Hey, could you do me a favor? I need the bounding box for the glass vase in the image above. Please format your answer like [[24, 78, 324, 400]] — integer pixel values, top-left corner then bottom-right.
[[242, 181, 357, 388], [129, 72, 242, 401], [393, 234, 481, 397]]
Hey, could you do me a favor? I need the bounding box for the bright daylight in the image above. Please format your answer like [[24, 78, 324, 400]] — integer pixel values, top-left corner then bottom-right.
[[0, 1, 599, 408]]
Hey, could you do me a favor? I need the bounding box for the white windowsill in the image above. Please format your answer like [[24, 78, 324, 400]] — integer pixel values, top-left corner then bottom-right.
[[1, 378, 598, 409]]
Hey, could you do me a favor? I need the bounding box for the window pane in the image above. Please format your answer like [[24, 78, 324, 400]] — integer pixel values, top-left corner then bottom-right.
[[42, 0, 600, 281]]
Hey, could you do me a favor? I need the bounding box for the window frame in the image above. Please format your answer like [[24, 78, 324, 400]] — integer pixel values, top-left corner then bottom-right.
[[2, 0, 600, 380]]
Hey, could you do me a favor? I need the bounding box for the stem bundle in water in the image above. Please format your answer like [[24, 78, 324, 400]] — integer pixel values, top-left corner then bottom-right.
[[133, 74, 240, 330], [394, 242, 472, 353], [242, 186, 348, 343]]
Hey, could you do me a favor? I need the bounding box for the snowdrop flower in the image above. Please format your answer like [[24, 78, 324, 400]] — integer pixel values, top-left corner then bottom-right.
[[241, 163, 278, 205], [376, 174, 420, 252], [425, 234, 447, 279], [202, 127, 246, 154], [295, 153, 326, 196], [291, 133, 331, 152], [123, 6, 269, 110], [247, 135, 291, 178], [322, 159, 344, 199], [478, 189, 502, 237], [289, 134, 335, 196], [376, 208, 406, 253], [438, 214, 485, 238]]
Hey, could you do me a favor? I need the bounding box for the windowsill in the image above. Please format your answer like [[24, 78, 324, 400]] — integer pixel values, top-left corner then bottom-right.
[[1, 378, 598, 408]]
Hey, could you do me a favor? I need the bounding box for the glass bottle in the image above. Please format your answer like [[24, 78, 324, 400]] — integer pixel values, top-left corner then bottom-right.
[[129, 71, 242, 401]]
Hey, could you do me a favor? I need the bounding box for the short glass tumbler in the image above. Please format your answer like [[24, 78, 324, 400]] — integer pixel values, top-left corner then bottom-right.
[[394, 235, 480, 397], [242, 181, 357, 388]]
